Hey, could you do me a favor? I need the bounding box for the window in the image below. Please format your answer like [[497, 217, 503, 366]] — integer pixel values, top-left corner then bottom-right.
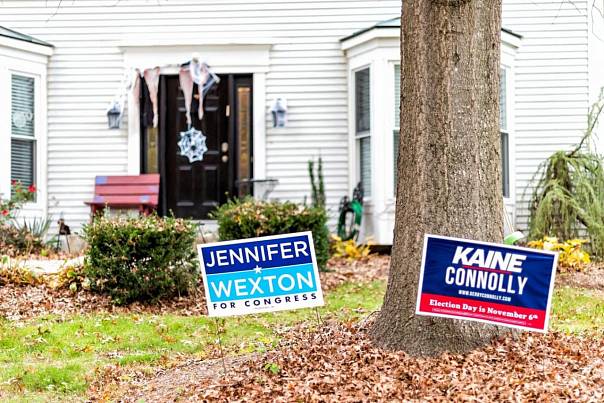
[[393, 64, 400, 192], [500, 68, 510, 198], [11, 74, 36, 196], [355, 68, 371, 196]]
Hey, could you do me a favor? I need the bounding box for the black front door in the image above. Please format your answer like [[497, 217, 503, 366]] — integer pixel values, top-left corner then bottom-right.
[[158, 74, 252, 219]]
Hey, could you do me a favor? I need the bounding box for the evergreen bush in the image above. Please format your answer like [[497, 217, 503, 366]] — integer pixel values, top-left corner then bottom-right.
[[83, 214, 198, 305], [211, 198, 330, 271]]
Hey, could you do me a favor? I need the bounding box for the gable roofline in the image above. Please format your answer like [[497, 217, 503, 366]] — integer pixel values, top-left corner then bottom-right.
[[0, 25, 53, 48], [340, 17, 523, 43]]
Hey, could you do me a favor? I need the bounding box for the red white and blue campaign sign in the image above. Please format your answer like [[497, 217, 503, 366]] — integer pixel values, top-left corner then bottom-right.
[[416, 234, 558, 332], [198, 232, 324, 317]]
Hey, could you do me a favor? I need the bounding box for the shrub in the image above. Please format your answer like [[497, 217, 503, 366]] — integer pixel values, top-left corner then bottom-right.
[[211, 198, 330, 271], [82, 214, 198, 305], [527, 237, 591, 272]]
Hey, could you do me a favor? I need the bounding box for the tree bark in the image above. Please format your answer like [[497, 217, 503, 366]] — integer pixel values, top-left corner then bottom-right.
[[370, 0, 508, 356]]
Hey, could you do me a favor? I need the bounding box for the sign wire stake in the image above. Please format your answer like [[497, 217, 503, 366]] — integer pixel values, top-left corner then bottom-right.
[[314, 306, 322, 327], [214, 317, 228, 377]]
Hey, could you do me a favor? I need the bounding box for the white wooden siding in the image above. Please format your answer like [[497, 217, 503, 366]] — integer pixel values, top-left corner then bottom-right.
[[502, 0, 590, 229], [0, 0, 400, 231]]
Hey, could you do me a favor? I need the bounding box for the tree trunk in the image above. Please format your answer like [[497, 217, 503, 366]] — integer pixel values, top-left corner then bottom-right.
[[370, 0, 508, 356]]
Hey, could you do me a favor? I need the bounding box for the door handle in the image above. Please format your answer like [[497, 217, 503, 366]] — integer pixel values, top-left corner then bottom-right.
[[221, 142, 229, 152], [222, 155, 228, 163]]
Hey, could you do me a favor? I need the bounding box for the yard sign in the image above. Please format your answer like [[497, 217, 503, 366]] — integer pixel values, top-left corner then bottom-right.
[[198, 232, 324, 317], [416, 234, 558, 332]]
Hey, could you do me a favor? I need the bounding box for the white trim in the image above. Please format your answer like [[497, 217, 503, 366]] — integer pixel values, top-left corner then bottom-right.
[[345, 24, 521, 244], [253, 72, 267, 180], [500, 30, 521, 50], [127, 78, 140, 175], [341, 28, 399, 52], [122, 44, 271, 178], [0, 66, 9, 201], [501, 41, 518, 223], [0, 36, 53, 57], [0, 51, 49, 219], [122, 44, 271, 74], [120, 38, 275, 48], [351, 64, 372, 201]]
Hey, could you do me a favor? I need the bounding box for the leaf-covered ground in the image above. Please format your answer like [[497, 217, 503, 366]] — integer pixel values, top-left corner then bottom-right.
[[0, 256, 389, 322], [104, 322, 604, 402], [1, 255, 604, 401], [0, 257, 388, 401], [89, 259, 604, 402]]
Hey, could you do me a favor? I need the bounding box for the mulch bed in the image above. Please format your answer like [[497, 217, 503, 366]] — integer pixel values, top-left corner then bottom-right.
[[0, 255, 390, 321], [92, 321, 604, 402]]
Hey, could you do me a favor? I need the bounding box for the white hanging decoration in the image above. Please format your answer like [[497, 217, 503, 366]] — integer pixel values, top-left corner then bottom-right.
[[178, 127, 208, 163], [12, 111, 33, 129]]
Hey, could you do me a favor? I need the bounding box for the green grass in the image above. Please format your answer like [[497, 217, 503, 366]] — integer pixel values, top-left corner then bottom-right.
[[551, 286, 604, 333], [0, 281, 386, 401], [0, 280, 602, 402]]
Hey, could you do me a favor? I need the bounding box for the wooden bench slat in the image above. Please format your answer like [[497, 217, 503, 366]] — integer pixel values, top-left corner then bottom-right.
[[95, 185, 160, 196], [86, 195, 159, 205], [95, 174, 160, 186]]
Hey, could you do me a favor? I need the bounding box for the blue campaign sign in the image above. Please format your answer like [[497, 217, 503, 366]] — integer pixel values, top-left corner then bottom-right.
[[198, 232, 324, 317], [416, 234, 558, 332]]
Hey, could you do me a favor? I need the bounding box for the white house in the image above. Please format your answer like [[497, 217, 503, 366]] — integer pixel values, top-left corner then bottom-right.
[[0, 0, 602, 245]]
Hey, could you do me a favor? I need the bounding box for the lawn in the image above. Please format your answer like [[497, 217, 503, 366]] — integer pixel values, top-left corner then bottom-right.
[[0, 281, 385, 402], [0, 280, 602, 402]]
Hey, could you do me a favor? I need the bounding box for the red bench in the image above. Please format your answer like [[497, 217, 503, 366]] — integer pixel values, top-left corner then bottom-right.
[[85, 174, 160, 216]]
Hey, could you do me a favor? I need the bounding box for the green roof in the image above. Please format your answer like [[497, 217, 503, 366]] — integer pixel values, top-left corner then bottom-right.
[[0, 26, 53, 47], [341, 17, 522, 42]]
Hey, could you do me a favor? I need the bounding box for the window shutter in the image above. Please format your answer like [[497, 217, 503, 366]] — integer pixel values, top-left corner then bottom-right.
[[501, 132, 509, 198], [499, 68, 507, 131], [394, 64, 401, 128], [360, 137, 371, 196], [11, 139, 35, 187], [394, 64, 401, 191], [11, 74, 36, 190], [355, 68, 370, 133]]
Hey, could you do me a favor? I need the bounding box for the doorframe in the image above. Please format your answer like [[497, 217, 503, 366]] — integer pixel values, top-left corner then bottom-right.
[[121, 43, 270, 182]]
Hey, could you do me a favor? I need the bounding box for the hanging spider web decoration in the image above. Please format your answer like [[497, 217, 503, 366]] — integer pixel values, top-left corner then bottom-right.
[[178, 127, 208, 163]]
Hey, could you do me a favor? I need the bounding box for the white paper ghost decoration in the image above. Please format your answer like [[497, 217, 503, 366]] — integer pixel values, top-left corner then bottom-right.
[[178, 127, 208, 163]]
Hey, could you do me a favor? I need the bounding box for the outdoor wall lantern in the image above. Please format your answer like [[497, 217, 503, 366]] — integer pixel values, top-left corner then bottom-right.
[[106, 101, 123, 129], [270, 97, 288, 128]]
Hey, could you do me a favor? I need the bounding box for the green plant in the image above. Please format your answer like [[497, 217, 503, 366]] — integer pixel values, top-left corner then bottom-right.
[[0, 263, 43, 286], [82, 214, 198, 305], [308, 157, 326, 209], [330, 234, 373, 261], [57, 264, 90, 292], [0, 223, 48, 257], [527, 89, 604, 257], [263, 362, 281, 375], [13, 216, 52, 239], [0, 181, 36, 225], [7, 216, 55, 256], [211, 197, 330, 271], [527, 237, 590, 272]]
